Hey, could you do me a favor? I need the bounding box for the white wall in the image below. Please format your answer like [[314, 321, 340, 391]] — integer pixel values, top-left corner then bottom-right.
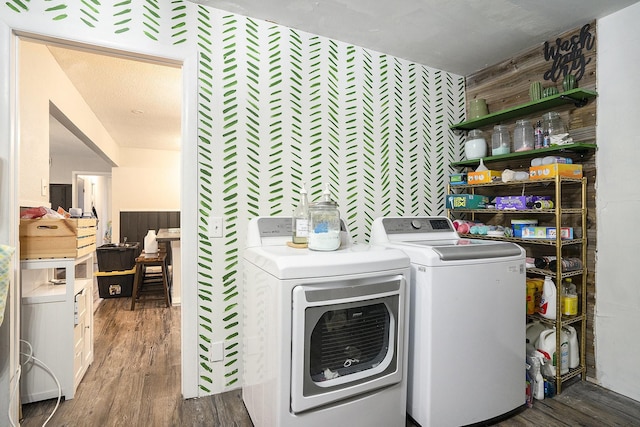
[[111, 146, 180, 243], [596, 2, 640, 402], [50, 153, 111, 184], [19, 41, 121, 206]]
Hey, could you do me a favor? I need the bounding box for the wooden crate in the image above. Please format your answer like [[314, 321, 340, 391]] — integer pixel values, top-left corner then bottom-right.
[[20, 218, 97, 259]]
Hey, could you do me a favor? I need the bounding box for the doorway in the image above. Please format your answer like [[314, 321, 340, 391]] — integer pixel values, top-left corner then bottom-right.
[[17, 35, 184, 399]]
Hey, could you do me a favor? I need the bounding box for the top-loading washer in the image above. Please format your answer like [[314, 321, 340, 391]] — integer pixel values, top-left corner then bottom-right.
[[242, 216, 411, 427], [370, 216, 526, 427]]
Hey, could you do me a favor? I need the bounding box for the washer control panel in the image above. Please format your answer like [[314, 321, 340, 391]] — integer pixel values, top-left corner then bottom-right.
[[381, 217, 454, 234]]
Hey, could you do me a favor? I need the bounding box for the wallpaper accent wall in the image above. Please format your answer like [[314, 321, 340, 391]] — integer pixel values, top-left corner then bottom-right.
[[2, 1, 465, 395]]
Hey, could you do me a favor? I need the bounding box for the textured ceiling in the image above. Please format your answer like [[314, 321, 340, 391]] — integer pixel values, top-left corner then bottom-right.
[[47, 45, 182, 156], [192, 0, 639, 75], [47, 0, 639, 163]]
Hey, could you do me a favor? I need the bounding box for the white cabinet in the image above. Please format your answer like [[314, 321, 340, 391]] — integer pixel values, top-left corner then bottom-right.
[[20, 253, 94, 403]]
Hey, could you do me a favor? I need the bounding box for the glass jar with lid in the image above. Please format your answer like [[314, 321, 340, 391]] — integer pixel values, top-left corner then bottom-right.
[[465, 129, 487, 160], [491, 125, 511, 156], [542, 112, 567, 147], [513, 119, 534, 152], [308, 184, 341, 251]]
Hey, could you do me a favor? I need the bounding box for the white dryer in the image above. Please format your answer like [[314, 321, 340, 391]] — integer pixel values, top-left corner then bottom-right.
[[242, 217, 411, 427], [370, 216, 526, 427]]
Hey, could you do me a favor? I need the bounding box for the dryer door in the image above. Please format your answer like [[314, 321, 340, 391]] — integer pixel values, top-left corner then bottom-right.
[[290, 275, 405, 414]]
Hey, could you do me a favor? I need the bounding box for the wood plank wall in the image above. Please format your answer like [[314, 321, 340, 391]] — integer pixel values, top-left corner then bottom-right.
[[464, 22, 598, 379], [119, 211, 181, 253]]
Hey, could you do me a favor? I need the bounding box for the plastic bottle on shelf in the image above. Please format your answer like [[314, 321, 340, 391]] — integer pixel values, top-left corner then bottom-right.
[[561, 278, 579, 316], [144, 229, 158, 253], [537, 327, 569, 376], [534, 120, 544, 149], [526, 319, 548, 347], [526, 347, 546, 400], [564, 325, 580, 369], [292, 182, 309, 244], [539, 276, 557, 320], [534, 256, 557, 269]]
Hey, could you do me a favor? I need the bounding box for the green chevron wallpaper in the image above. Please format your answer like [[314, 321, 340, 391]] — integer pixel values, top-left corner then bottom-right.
[[2, 1, 465, 395]]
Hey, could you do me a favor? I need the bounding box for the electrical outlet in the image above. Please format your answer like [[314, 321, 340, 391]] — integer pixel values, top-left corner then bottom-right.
[[209, 217, 223, 238]]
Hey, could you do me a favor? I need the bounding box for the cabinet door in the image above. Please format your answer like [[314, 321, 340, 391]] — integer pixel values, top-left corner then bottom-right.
[[83, 282, 94, 367], [73, 317, 85, 387]]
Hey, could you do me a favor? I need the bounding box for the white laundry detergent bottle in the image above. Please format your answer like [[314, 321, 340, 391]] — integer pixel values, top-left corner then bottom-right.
[[564, 325, 580, 369], [539, 276, 557, 320], [526, 320, 548, 347], [537, 327, 569, 377], [144, 229, 158, 254]]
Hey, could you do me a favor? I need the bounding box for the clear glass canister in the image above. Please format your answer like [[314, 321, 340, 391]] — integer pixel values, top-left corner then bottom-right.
[[542, 112, 567, 146], [513, 119, 534, 152], [308, 186, 341, 251], [491, 125, 511, 155], [465, 129, 487, 160]]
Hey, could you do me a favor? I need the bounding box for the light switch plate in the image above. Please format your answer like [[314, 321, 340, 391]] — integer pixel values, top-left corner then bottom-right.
[[210, 341, 224, 362], [209, 217, 223, 238]]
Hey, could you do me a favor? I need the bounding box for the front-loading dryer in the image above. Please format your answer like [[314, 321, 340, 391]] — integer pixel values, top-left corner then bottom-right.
[[242, 217, 411, 427], [370, 216, 526, 427]]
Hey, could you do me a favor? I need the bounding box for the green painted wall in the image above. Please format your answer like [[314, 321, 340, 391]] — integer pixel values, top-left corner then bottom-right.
[[2, 1, 464, 394]]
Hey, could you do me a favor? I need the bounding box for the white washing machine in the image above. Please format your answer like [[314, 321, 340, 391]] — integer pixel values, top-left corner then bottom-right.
[[242, 217, 411, 427], [370, 216, 526, 427]]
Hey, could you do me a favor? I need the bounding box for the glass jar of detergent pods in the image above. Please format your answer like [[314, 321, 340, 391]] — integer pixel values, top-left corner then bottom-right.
[[308, 184, 341, 251]]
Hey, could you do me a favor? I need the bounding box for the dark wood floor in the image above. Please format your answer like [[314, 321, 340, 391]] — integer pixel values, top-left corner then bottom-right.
[[21, 297, 640, 426]]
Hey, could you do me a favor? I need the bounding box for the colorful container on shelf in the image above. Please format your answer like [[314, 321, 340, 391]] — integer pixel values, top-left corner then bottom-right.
[[511, 219, 538, 238], [521, 227, 574, 240], [494, 196, 550, 210], [445, 194, 490, 209], [529, 164, 583, 179], [449, 173, 467, 185], [467, 170, 501, 184]]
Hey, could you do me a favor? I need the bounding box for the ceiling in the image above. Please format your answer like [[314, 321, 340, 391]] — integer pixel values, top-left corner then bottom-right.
[[46, 44, 182, 165], [48, 0, 639, 162], [192, 0, 639, 75]]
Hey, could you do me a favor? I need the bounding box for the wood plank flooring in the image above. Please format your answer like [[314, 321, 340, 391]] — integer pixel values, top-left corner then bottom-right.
[[21, 297, 640, 426]]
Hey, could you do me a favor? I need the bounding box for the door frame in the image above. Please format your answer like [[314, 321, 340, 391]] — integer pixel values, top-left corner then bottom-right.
[[1, 26, 201, 416]]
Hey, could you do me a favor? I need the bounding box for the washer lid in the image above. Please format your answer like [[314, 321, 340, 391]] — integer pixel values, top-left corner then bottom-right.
[[243, 244, 409, 279], [430, 241, 522, 260]]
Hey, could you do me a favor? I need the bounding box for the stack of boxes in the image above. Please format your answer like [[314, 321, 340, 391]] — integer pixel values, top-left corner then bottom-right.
[[94, 243, 140, 298]]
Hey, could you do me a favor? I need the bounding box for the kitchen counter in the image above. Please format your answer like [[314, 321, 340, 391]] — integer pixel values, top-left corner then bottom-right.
[[156, 228, 181, 242], [157, 228, 181, 306]]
